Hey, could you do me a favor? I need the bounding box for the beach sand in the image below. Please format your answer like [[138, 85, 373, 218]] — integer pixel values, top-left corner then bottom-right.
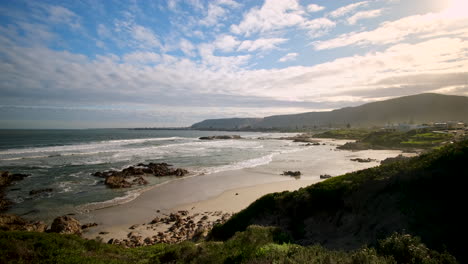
[[79, 139, 404, 243]]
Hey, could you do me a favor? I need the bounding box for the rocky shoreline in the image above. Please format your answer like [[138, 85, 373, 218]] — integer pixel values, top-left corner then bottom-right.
[[104, 210, 232, 247], [0, 171, 30, 212]]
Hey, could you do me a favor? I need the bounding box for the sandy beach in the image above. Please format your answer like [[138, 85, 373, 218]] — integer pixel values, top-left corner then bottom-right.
[[78, 139, 404, 244]]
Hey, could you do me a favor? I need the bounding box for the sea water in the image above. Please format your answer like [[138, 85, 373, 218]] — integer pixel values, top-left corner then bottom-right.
[[0, 129, 301, 221]]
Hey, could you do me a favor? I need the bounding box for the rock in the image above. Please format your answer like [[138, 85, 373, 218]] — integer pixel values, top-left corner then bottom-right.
[[99, 231, 109, 235], [0, 214, 47, 232], [320, 174, 332, 179], [129, 224, 140, 229], [350, 158, 376, 163], [93, 163, 189, 189], [81, 222, 98, 229], [150, 217, 160, 224], [199, 135, 242, 140], [282, 171, 301, 178], [29, 188, 53, 196], [1, 171, 30, 212], [132, 176, 148, 185], [104, 175, 132, 188], [0, 171, 30, 186], [50, 215, 82, 235]]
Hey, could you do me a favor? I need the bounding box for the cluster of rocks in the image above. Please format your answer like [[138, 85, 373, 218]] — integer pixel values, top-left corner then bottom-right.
[[199, 135, 242, 140], [0, 213, 97, 236], [282, 171, 301, 179], [350, 158, 377, 163], [279, 134, 319, 143], [93, 163, 189, 188], [0, 171, 30, 212], [301, 142, 322, 146], [320, 174, 332, 179], [107, 210, 232, 247]]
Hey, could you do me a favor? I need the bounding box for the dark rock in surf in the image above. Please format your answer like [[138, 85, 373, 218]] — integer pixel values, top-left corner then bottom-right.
[[105, 175, 132, 188], [29, 188, 53, 196]]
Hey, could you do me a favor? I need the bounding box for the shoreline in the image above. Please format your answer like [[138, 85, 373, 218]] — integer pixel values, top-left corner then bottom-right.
[[78, 139, 405, 243]]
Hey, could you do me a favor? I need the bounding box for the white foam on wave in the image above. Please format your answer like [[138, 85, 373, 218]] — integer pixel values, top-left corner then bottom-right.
[[0, 137, 191, 156], [204, 153, 275, 174]]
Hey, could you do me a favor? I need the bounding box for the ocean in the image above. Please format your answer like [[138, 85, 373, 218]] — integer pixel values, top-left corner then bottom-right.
[[0, 129, 301, 221]]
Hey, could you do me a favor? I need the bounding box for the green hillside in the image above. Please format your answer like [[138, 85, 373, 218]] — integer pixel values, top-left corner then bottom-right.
[[211, 140, 468, 262]]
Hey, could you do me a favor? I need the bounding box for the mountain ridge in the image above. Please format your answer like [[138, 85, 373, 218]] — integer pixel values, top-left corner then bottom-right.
[[191, 93, 468, 130]]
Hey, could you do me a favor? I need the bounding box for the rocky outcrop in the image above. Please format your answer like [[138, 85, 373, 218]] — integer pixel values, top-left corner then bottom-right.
[[81, 222, 98, 230], [50, 215, 82, 235], [1, 171, 30, 212], [320, 174, 332, 179], [199, 135, 242, 140], [350, 158, 376, 163], [0, 214, 47, 232], [93, 163, 189, 189], [282, 171, 301, 178]]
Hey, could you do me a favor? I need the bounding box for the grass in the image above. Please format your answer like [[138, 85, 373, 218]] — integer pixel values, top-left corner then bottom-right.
[[333, 128, 454, 150], [313, 129, 373, 140], [0, 227, 457, 263]]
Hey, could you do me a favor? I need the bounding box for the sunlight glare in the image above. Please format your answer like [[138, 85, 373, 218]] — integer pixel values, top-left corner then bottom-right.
[[441, 0, 468, 18]]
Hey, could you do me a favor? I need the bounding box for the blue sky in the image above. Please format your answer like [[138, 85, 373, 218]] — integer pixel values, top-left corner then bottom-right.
[[0, 0, 467, 128]]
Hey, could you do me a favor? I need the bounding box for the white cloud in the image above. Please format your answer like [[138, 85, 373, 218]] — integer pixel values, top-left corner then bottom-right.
[[200, 3, 226, 26], [237, 38, 288, 52], [131, 25, 161, 49], [123, 51, 160, 64], [328, 1, 369, 18], [213, 34, 240, 52], [314, 11, 468, 50], [303, 18, 336, 38], [347, 9, 383, 25], [179, 38, 196, 56], [198, 43, 251, 69], [167, 0, 178, 12], [46, 5, 81, 30], [278, 52, 298, 62], [230, 0, 305, 36], [217, 0, 241, 8], [230, 0, 334, 38], [307, 4, 325, 13]]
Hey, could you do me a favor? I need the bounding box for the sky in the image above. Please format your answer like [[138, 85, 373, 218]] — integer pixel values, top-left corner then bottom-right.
[[0, 0, 467, 128]]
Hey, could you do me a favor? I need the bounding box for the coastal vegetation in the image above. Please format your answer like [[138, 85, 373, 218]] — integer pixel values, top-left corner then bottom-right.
[[0, 227, 456, 263], [1, 140, 466, 263], [313, 128, 456, 151], [211, 140, 468, 262]]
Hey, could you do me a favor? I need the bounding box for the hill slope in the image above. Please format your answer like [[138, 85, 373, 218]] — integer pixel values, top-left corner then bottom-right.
[[211, 140, 468, 262], [191, 93, 468, 130]]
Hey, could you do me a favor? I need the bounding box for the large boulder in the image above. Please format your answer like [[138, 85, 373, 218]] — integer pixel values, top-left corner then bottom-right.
[[105, 175, 132, 188], [50, 215, 82, 235]]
